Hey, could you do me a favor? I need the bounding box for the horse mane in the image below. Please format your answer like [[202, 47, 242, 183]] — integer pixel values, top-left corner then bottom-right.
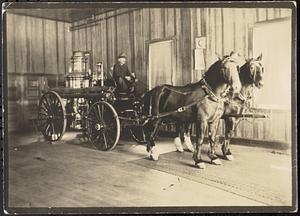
[[204, 59, 222, 77]]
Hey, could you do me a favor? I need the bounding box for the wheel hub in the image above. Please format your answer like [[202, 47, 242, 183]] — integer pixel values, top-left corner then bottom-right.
[[95, 123, 104, 131]]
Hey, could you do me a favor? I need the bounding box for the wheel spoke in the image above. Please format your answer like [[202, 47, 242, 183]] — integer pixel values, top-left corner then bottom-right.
[[97, 104, 103, 119], [92, 106, 101, 122], [44, 96, 52, 111], [101, 132, 108, 149], [87, 101, 119, 151], [38, 92, 66, 141], [38, 111, 48, 116], [39, 105, 49, 114], [86, 117, 97, 123]]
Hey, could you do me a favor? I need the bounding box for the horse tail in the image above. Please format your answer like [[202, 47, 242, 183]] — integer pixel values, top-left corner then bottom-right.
[[141, 85, 166, 116]]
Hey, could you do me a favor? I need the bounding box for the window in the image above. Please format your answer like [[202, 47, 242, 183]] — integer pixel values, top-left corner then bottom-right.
[[252, 18, 292, 111]]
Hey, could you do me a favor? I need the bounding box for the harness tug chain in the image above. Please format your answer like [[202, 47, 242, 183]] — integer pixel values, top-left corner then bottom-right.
[[37, 51, 146, 151]]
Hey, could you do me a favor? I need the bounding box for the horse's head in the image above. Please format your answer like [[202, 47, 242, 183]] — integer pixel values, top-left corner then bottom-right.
[[220, 52, 242, 94], [247, 54, 264, 89]]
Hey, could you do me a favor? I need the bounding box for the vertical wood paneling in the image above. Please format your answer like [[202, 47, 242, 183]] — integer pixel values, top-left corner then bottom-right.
[[7, 13, 15, 73], [7, 13, 71, 131], [116, 13, 131, 67], [215, 9, 223, 57], [207, 8, 216, 65], [222, 8, 234, 55], [274, 8, 281, 18], [245, 8, 256, 58], [100, 18, 108, 72], [190, 8, 196, 82], [133, 10, 143, 84], [26, 16, 33, 74], [150, 8, 163, 40], [267, 8, 275, 20], [32, 18, 44, 74], [44, 19, 57, 74], [106, 11, 116, 70], [181, 8, 191, 85], [14, 14, 27, 74], [65, 23, 72, 73], [142, 8, 150, 86], [86, 26, 92, 52], [78, 28, 86, 51], [7, 14, 71, 75], [174, 8, 182, 85], [90, 24, 98, 70], [196, 8, 202, 37], [280, 8, 292, 17], [165, 8, 175, 37], [57, 22, 66, 75], [234, 9, 245, 56], [257, 8, 267, 21]]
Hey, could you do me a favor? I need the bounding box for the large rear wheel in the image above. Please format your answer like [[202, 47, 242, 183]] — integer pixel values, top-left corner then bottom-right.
[[86, 101, 120, 151], [37, 91, 66, 141]]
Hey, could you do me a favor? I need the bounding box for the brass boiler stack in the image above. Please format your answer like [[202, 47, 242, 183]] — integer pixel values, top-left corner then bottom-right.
[[66, 51, 90, 88]]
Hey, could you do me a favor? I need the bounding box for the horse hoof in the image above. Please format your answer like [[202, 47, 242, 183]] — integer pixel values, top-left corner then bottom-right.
[[174, 137, 184, 152], [150, 153, 159, 161], [211, 158, 222, 165], [150, 147, 159, 161], [183, 139, 194, 153], [225, 154, 234, 161], [196, 162, 206, 169]]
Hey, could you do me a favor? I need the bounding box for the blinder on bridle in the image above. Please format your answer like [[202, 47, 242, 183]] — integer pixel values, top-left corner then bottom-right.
[[249, 60, 264, 84], [220, 56, 240, 84]]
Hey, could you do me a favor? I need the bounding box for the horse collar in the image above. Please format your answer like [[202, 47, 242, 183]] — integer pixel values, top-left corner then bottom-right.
[[200, 78, 222, 103]]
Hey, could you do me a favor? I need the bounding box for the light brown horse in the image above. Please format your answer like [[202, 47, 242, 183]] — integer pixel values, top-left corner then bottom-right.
[[141, 52, 241, 165], [222, 54, 264, 160], [175, 54, 264, 166]]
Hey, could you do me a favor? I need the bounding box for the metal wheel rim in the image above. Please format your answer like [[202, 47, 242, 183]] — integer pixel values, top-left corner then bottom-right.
[[37, 91, 66, 141], [86, 101, 120, 151]]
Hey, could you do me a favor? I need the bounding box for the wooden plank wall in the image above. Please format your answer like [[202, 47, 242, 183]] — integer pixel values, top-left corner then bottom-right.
[[71, 8, 192, 92], [6, 13, 72, 131], [70, 7, 292, 144]]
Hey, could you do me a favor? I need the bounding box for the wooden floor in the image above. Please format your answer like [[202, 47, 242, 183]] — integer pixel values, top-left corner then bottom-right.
[[6, 131, 292, 212]]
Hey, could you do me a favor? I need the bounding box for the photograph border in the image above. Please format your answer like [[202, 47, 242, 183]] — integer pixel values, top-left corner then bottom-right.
[[1, 1, 297, 214]]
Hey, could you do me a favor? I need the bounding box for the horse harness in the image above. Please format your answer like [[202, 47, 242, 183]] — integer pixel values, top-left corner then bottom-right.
[[147, 78, 227, 121]]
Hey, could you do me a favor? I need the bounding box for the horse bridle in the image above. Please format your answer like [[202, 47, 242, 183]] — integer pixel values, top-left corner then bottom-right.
[[249, 60, 264, 84]]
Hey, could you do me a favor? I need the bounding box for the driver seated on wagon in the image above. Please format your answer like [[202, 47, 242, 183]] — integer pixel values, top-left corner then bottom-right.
[[112, 53, 138, 95]]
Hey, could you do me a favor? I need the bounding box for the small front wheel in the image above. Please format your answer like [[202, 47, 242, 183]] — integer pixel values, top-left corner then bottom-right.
[[86, 101, 120, 151]]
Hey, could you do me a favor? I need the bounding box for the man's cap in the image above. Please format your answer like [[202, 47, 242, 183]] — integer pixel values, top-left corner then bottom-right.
[[118, 53, 126, 58]]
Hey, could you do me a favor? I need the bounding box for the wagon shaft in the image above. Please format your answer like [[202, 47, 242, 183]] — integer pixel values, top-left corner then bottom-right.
[[224, 113, 269, 118]]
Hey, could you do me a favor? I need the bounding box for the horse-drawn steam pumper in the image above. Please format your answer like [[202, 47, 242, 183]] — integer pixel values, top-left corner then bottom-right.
[[37, 51, 147, 151]]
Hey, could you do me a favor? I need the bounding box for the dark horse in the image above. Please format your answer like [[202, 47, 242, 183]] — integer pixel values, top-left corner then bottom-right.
[[174, 54, 264, 161], [221, 54, 264, 160], [141, 53, 241, 168]]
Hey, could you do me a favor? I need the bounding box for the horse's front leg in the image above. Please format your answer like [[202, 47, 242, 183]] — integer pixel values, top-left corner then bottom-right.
[[145, 119, 161, 161], [208, 120, 222, 165], [174, 123, 184, 152], [222, 117, 235, 161], [193, 121, 207, 169], [183, 123, 194, 152]]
